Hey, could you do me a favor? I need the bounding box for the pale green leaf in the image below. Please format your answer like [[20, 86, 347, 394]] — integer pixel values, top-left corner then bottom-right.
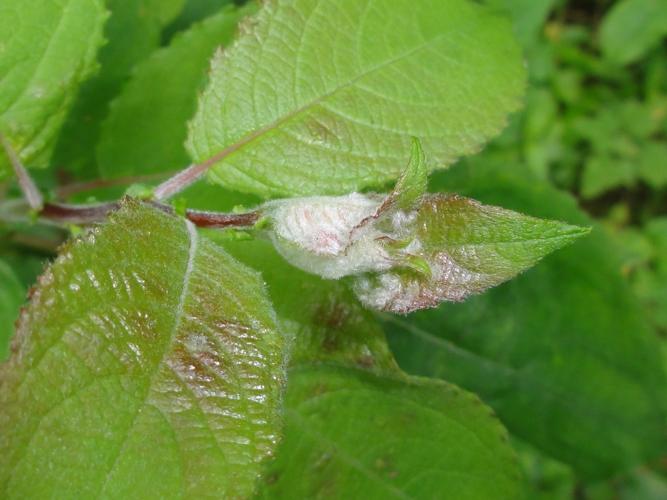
[[0, 202, 286, 498], [0, 0, 108, 176], [385, 162, 667, 477], [385, 137, 428, 213], [187, 0, 526, 197], [581, 156, 635, 199], [0, 260, 24, 361], [98, 4, 256, 178], [256, 365, 524, 499], [599, 0, 667, 65]]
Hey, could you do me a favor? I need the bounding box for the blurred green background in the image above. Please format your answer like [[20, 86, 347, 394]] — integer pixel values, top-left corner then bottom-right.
[[460, 0, 667, 497], [480, 0, 667, 338]]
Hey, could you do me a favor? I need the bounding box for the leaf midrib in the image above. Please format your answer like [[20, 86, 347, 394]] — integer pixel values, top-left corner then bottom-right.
[[191, 22, 468, 181], [97, 219, 199, 496]]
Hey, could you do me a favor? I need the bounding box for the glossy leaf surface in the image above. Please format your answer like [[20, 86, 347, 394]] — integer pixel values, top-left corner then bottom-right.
[[0, 202, 286, 498]]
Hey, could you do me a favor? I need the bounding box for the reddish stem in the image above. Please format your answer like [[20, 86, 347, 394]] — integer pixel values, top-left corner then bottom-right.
[[38, 201, 260, 229]]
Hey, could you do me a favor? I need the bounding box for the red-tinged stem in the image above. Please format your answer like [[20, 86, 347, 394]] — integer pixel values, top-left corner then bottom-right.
[[1, 137, 260, 230], [38, 201, 260, 229], [153, 163, 206, 200], [40, 202, 121, 224], [184, 208, 260, 228]]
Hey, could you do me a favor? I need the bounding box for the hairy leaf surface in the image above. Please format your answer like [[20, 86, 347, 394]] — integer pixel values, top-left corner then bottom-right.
[[222, 241, 522, 498], [98, 4, 256, 178], [187, 0, 526, 197], [0, 0, 107, 176], [354, 192, 588, 313], [0, 202, 286, 498], [256, 365, 524, 499], [385, 162, 667, 477]]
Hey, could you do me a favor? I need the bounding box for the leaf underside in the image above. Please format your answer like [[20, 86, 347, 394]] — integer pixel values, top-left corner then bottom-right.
[[0, 202, 286, 499], [187, 0, 526, 197]]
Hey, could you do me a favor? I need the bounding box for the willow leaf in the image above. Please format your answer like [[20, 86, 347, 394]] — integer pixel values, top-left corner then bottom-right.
[[187, 0, 525, 197], [0, 0, 107, 176], [0, 202, 286, 498]]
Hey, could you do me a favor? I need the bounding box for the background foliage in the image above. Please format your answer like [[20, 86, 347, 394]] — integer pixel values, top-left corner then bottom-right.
[[0, 0, 665, 498]]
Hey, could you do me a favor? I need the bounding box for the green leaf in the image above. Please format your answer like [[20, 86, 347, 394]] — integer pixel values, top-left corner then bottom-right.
[[0, 260, 24, 361], [0, 201, 286, 498], [354, 193, 589, 313], [580, 156, 636, 199], [256, 365, 524, 499], [222, 236, 523, 498], [385, 137, 428, 213], [637, 141, 667, 189], [163, 0, 234, 41], [0, 0, 108, 176], [98, 4, 256, 178], [599, 0, 667, 65], [51, 0, 173, 178], [385, 162, 667, 477], [187, 0, 526, 197], [142, 0, 186, 27]]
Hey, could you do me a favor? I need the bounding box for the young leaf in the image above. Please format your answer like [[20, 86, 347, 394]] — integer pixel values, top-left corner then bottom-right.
[[0, 260, 24, 361], [98, 3, 256, 178], [256, 365, 524, 499], [354, 193, 589, 313], [385, 162, 667, 477], [0, 0, 107, 177], [263, 146, 588, 314], [0, 202, 286, 498], [187, 0, 526, 197]]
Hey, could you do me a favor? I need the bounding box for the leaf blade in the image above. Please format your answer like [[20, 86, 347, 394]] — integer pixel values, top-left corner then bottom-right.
[[0, 0, 108, 176], [187, 0, 526, 197], [0, 202, 286, 498], [256, 365, 524, 499]]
